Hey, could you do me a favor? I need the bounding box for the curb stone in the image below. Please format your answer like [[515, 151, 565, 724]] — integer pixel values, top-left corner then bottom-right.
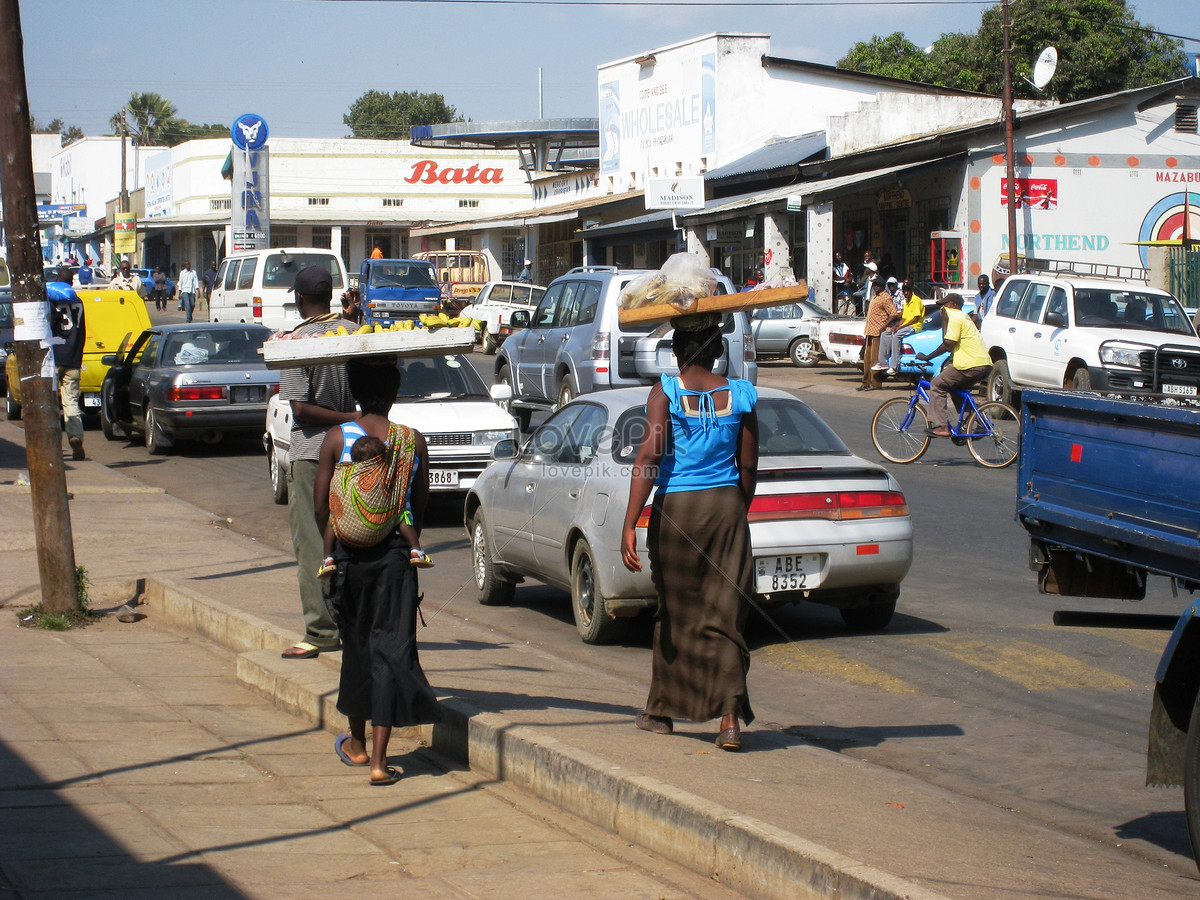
[[142, 576, 949, 900]]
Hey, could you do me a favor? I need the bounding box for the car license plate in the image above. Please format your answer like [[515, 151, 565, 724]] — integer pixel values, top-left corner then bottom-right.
[[1162, 384, 1197, 396], [82, 394, 100, 408], [755, 554, 821, 593], [429, 470, 459, 487], [232, 385, 264, 403]]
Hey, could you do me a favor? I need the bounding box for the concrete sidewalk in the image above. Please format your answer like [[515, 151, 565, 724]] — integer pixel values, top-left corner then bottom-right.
[[1, 419, 1194, 899]]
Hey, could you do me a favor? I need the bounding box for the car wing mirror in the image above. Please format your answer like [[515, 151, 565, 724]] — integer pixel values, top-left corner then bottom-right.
[[510, 309, 530, 329], [491, 438, 518, 460], [101, 354, 119, 366], [490, 382, 513, 402], [1045, 312, 1066, 328]]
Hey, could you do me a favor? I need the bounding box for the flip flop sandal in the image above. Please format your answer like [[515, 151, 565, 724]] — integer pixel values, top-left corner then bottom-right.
[[370, 767, 402, 786], [410, 551, 434, 568], [281, 642, 321, 659], [335, 732, 368, 767]]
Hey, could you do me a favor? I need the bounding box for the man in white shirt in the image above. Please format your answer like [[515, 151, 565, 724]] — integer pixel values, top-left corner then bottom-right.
[[850, 251, 877, 316], [107, 258, 143, 297], [177, 261, 201, 323]]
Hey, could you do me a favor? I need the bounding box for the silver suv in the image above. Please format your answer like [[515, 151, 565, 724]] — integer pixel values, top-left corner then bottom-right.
[[495, 265, 757, 428]]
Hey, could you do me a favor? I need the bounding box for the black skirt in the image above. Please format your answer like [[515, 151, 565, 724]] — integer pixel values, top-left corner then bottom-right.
[[332, 531, 442, 728]]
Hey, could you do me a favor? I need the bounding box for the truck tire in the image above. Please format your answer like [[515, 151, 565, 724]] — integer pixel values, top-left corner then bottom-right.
[[1184, 690, 1200, 868], [1071, 368, 1093, 391], [482, 330, 498, 355], [987, 359, 1014, 406], [557, 375, 576, 409]]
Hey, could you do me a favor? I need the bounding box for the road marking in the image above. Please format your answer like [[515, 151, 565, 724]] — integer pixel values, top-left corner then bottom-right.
[[1026, 624, 1170, 656], [758, 643, 915, 693], [910, 634, 1138, 690]]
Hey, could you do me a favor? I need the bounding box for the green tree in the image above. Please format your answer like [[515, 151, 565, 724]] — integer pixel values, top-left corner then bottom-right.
[[343, 90, 460, 139], [109, 92, 181, 146], [838, 0, 1190, 103], [46, 118, 84, 146], [837, 33, 930, 83]]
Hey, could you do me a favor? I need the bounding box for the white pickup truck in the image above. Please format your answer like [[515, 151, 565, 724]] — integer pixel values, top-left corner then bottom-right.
[[458, 281, 546, 355]]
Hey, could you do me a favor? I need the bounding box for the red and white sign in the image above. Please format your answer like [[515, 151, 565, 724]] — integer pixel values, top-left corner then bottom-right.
[[1001, 178, 1058, 209], [405, 160, 504, 185]]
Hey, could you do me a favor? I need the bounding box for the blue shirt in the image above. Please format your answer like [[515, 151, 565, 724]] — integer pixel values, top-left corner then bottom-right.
[[654, 374, 757, 494], [974, 287, 996, 319]]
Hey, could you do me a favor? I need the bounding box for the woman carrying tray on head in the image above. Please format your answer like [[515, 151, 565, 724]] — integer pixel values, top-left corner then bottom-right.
[[313, 358, 442, 786], [620, 313, 759, 751]]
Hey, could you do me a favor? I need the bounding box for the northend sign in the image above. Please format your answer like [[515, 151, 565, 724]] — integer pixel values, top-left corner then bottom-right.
[[405, 160, 505, 185]]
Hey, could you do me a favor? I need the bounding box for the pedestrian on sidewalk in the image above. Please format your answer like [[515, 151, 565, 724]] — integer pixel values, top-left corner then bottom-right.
[[177, 261, 200, 323], [314, 360, 441, 785], [50, 267, 87, 460], [859, 282, 895, 391], [278, 266, 359, 660], [621, 314, 758, 751]]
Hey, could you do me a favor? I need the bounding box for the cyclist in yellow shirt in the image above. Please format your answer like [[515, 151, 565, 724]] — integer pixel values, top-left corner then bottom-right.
[[915, 293, 992, 437]]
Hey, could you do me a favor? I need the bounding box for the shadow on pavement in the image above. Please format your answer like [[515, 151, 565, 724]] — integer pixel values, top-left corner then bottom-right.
[[781, 722, 965, 752], [1116, 811, 1194, 861]]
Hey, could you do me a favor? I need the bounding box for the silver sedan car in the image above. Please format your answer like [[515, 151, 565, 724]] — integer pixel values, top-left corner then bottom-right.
[[749, 300, 828, 368], [464, 386, 913, 644]]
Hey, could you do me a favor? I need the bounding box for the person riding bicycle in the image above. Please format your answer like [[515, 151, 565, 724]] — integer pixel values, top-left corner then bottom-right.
[[914, 293, 992, 438]]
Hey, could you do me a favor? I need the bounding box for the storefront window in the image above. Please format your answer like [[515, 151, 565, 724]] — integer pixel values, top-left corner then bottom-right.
[[311, 226, 331, 250], [540, 220, 581, 284], [788, 212, 807, 285], [271, 227, 297, 248]]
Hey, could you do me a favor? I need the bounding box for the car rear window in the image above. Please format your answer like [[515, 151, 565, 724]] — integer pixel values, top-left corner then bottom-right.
[[263, 253, 345, 290]]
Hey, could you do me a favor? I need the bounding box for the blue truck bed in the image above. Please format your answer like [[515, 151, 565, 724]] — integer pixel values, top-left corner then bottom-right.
[[1018, 389, 1200, 591]]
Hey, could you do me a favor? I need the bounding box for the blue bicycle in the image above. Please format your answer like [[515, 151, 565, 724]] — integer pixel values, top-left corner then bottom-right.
[[870, 374, 1020, 468]]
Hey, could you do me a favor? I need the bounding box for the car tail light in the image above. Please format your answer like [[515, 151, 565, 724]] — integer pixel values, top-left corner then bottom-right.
[[269, 384, 280, 396], [167, 385, 228, 402], [743, 331, 755, 362], [590, 332, 610, 360], [635, 505, 652, 529], [830, 332, 865, 347], [253, 295, 262, 320], [747, 490, 907, 522]]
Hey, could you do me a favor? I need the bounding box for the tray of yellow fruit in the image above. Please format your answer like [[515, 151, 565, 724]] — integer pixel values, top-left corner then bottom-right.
[[260, 318, 477, 369]]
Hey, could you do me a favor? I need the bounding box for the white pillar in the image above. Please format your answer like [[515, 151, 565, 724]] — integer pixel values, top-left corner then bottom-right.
[[808, 201, 835, 312], [685, 226, 711, 266], [763, 212, 789, 282]]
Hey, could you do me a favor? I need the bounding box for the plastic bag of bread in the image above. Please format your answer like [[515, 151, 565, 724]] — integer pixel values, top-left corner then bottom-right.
[[620, 252, 718, 313]]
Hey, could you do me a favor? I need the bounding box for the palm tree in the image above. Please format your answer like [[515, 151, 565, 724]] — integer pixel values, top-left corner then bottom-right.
[[110, 92, 180, 146]]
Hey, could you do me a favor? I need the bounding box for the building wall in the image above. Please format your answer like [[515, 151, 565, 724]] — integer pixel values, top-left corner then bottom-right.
[[52, 136, 146, 223]]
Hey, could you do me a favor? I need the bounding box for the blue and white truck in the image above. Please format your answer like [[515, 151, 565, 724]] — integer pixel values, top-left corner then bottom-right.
[[359, 258, 441, 325]]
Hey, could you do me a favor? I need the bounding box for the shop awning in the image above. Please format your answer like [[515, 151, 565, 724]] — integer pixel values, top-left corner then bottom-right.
[[683, 155, 964, 223]]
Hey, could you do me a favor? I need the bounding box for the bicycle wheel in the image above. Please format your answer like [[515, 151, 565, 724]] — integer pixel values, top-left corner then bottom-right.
[[966, 401, 1020, 468], [871, 397, 930, 464]]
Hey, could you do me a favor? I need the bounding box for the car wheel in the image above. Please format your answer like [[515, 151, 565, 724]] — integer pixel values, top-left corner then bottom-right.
[[268, 441, 288, 505], [100, 384, 124, 441], [482, 330, 498, 355], [1070, 367, 1092, 391], [6, 387, 21, 421], [470, 512, 515, 606], [144, 407, 173, 455], [987, 358, 1014, 406], [839, 594, 897, 631], [557, 375, 576, 409], [571, 538, 628, 645], [788, 338, 820, 368]]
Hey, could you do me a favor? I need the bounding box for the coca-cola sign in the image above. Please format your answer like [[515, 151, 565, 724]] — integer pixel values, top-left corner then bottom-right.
[[405, 160, 504, 185]]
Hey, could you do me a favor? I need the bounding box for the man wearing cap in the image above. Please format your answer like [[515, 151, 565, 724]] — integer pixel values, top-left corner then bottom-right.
[[278, 266, 358, 659], [915, 293, 992, 437], [518, 259, 533, 283]]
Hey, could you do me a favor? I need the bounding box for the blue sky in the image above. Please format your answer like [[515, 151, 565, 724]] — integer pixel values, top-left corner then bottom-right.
[[20, 0, 1195, 140]]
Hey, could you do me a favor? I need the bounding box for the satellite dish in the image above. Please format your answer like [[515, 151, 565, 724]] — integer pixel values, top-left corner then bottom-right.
[[1032, 47, 1058, 90]]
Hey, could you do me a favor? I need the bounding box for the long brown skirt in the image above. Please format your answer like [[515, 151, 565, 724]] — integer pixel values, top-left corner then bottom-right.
[[645, 485, 754, 725]]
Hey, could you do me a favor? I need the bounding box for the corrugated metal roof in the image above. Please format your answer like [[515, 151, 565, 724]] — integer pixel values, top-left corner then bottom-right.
[[704, 132, 827, 181]]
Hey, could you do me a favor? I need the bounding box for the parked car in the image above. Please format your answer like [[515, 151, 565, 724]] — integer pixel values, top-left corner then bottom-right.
[[264, 352, 518, 504], [458, 281, 547, 355], [131, 268, 175, 299], [464, 386, 912, 644], [979, 273, 1200, 405], [815, 314, 867, 366], [749, 300, 828, 367], [99, 322, 278, 454], [495, 265, 756, 430], [895, 301, 976, 381]]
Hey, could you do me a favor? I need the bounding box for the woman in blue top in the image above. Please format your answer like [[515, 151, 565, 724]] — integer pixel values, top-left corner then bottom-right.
[[621, 314, 759, 751]]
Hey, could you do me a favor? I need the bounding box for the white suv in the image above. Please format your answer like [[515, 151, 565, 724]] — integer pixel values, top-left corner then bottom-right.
[[979, 274, 1200, 404]]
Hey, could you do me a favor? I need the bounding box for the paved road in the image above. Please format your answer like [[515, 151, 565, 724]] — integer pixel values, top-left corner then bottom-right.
[[65, 347, 1197, 886]]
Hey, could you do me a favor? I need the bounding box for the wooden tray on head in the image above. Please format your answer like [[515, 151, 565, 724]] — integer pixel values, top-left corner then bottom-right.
[[260, 327, 474, 369], [617, 282, 809, 326]]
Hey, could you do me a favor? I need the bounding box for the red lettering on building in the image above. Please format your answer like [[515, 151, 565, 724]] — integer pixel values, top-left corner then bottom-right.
[[404, 160, 505, 185]]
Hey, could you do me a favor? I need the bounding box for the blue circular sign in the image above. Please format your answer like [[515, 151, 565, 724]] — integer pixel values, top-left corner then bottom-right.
[[231, 114, 269, 151]]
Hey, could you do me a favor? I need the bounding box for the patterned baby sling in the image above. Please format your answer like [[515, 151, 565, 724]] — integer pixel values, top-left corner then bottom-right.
[[328, 422, 416, 548]]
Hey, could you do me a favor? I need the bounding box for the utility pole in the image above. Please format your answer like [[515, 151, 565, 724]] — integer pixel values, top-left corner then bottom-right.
[[1001, 0, 1019, 279], [0, 0, 80, 615], [119, 105, 129, 214]]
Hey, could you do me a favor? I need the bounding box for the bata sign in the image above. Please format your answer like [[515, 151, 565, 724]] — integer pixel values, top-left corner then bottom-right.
[[405, 160, 504, 185]]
